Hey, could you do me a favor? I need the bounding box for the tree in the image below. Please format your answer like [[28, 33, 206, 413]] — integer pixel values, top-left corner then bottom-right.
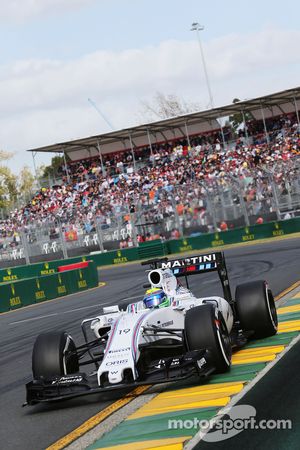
[[0, 167, 18, 209], [0, 150, 18, 209], [139, 91, 200, 122], [19, 166, 35, 203], [0, 150, 14, 162], [41, 155, 64, 178]]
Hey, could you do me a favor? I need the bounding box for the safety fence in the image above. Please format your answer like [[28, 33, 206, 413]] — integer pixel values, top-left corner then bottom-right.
[[2, 158, 300, 269], [0, 260, 98, 313], [1, 218, 299, 282], [1, 217, 299, 313]]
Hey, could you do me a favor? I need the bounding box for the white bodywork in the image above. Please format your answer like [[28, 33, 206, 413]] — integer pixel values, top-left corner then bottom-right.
[[89, 268, 234, 386]]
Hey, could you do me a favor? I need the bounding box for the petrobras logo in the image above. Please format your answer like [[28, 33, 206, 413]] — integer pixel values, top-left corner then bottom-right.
[[155, 357, 179, 369], [108, 347, 130, 354], [170, 358, 180, 366], [197, 357, 207, 369], [154, 359, 165, 369], [51, 375, 83, 385], [161, 320, 174, 327], [161, 254, 216, 269]]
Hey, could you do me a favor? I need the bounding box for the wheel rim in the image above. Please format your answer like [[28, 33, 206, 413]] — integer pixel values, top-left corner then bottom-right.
[[63, 335, 78, 374], [266, 288, 278, 329], [216, 316, 231, 366]]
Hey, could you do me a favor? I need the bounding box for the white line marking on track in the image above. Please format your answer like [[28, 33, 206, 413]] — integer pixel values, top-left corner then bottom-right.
[[9, 313, 58, 324], [63, 304, 105, 313], [8, 301, 114, 325], [8, 295, 143, 325]]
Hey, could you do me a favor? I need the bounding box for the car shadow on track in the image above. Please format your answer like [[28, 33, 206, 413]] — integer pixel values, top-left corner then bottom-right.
[[23, 387, 139, 415]]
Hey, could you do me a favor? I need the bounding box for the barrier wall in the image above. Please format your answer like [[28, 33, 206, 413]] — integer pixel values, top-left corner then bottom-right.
[[87, 218, 299, 266], [0, 261, 98, 313], [166, 218, 298, 254], [0, 256, 93, 283], [1, 218, 300, 313], [0, 244, 166, 283], [1, 219, 299, 284]]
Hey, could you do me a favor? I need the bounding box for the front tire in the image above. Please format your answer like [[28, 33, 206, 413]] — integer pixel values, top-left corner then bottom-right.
[[235, 280, 278, 338], [32, 331, 79, 379], [184, 304, 232, 373]]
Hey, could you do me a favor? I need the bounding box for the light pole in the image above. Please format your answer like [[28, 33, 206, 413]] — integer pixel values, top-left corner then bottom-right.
[[190, 22, 214, 109], [88, 98, 115, 131]]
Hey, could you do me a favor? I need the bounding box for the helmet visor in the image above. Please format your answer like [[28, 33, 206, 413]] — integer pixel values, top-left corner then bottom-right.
[[144, 291, 165, 308]]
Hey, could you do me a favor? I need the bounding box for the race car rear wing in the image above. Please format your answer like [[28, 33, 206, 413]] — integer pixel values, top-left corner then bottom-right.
[[142, 252, 232, 303]]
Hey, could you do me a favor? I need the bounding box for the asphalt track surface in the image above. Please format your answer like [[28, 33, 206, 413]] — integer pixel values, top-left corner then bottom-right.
[[1, 238, 300, 450]]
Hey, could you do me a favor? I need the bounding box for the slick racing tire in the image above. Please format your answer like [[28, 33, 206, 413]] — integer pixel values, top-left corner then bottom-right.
[[184, 304, 232, 373], [235, 280, 278, 339], [32, 331, 79, 379]]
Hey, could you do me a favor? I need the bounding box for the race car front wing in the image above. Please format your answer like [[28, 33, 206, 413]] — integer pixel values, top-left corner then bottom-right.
[[24, 349, 214, 405]]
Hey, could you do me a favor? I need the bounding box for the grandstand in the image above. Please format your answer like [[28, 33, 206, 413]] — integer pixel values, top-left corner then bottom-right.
[[0, 86, 299, 266], [28, 86, 300, 164]]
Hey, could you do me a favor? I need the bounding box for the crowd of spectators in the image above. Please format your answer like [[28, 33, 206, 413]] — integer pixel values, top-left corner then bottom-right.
[[1, 113, 300, 243]]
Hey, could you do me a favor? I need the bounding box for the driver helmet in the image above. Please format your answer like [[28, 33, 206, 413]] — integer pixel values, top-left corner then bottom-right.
[[143, 288, 170, 309]]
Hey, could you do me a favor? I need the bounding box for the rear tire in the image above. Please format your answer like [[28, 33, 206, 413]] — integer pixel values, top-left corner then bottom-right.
[[235, 280, 278, 338], [32, 331, 79, 379], [184, 304, 232, 373]]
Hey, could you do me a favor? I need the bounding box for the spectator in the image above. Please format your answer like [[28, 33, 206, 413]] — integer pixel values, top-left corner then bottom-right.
[[256, 217, 264, 224], [1, 112, 299, 240], [220, 221, 228, 231]]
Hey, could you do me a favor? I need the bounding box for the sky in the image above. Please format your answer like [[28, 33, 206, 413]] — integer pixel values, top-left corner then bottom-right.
[[0, 0, 299, 173]]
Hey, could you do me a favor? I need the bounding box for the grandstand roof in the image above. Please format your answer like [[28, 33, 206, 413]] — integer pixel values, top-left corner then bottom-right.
[[27, 86, 300, 162]]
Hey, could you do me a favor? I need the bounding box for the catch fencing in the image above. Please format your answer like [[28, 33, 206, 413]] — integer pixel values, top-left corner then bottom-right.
[[1, 161, 300, 267]]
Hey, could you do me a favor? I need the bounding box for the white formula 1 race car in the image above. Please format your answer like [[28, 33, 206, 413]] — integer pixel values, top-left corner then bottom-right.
[[25, 252, 278, 405]]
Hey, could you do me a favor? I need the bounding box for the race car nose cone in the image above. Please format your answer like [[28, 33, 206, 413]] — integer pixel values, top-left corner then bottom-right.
[[108, 368, 123, 384]]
